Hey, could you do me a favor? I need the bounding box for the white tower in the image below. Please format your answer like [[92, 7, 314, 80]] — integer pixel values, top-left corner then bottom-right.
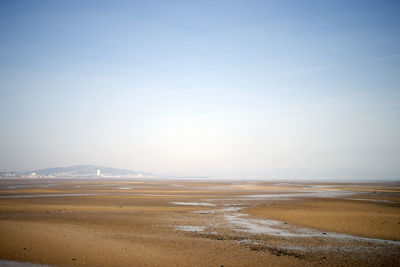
[[97, 169, 101, 177]]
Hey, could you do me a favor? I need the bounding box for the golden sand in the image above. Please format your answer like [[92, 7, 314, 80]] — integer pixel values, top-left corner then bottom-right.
[[0, 180, 399, 266], [245, 198, 400, 241]]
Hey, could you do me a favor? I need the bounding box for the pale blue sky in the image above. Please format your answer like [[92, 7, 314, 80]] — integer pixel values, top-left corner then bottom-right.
[[1, 0, 399, 179]]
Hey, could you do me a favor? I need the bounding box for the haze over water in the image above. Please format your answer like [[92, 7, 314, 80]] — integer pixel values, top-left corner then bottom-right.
[[0, 0, 399, 180]]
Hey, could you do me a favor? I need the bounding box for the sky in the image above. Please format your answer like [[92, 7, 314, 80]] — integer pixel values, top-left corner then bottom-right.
[[0, 0, 399, 179]]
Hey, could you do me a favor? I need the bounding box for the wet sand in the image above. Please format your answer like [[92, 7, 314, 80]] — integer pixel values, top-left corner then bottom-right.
[[246, 198, 400, 241], [0, 179, 399, 266]]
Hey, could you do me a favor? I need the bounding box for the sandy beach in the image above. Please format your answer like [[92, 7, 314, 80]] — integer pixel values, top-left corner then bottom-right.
[[0, 179, 399, 266]]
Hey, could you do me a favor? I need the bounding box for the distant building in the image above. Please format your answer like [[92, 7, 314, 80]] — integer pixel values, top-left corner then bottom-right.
[[97, 169, 101, 177], [0, 171, 16, 178]]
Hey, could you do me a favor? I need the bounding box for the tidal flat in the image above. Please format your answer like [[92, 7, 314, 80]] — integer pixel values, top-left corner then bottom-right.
[[0, 179, 399, 266]]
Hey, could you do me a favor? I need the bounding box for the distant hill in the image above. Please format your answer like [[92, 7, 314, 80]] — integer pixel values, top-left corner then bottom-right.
[[24, 165, 151, 177]]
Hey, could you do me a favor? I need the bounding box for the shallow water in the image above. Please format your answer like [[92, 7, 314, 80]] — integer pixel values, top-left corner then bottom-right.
[[193, 207, 241, 214], [173, 199, 400, 247], [243, 190, 355, 200], [170, 202, 216, 207], [175, 225, 205, 232], [349, 198, 400, 204], [224, 211, 400, 245]]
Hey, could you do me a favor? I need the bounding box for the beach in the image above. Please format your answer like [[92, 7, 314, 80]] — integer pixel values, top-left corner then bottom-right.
[[0, 179, 399, 266]]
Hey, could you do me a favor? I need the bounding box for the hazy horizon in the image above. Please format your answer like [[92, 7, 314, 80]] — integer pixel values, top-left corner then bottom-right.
[[7, 164, 400, 181], [1, 1, 400, 180]]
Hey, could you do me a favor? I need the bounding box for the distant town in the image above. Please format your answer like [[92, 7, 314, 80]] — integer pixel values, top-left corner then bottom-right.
[[0, 165, 150, 178], [0, 171, 17, 178]]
